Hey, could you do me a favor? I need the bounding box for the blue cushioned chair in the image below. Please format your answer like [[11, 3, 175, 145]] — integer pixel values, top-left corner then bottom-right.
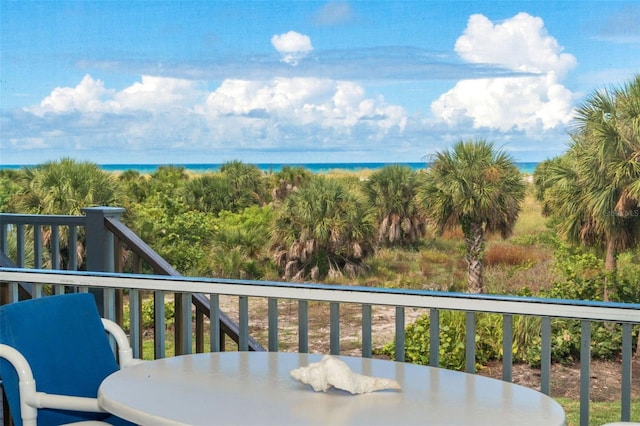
[[0, 293, 140, 426]]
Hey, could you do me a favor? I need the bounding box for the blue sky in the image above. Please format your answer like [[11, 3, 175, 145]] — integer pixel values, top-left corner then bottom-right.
[[1, 1, 639, 165]]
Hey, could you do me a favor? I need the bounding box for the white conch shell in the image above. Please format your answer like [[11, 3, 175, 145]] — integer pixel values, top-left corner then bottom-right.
[[290, 355, 401, 394]]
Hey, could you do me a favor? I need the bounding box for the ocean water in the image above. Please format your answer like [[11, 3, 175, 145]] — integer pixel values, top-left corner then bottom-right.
[[1, 162, 540, 175]]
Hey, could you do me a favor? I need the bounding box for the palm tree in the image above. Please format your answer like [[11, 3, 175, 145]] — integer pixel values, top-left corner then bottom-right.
[[181, 174, 234, 214], [270, 176, 375, 280], [616, 76, 640, 202], [0, 169, 21, 212], [9, 158, 120, 215], [416, 140, 525, 293], [118, 170, 150, 204], [537, 75, 640, 276], [219, 160, 269, 209], [209, 206, 274, 279], [533, 156, 587, 237], [147, 165, 189, 194], [363, 165, 426, 246], [270, 166, 312, 202], [7, 158, 122, 269]]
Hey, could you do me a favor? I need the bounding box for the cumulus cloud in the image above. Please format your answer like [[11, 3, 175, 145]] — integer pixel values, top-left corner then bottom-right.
[[431, 13, 577, 132], [30, 74, 205, 116], [199, 77, 406, 137], [455, 13, 576, 76], [34, 75, 115, 115], [113, 75, 205, 111], [271, 31, 313, 65], [10, 72, 407, 161]]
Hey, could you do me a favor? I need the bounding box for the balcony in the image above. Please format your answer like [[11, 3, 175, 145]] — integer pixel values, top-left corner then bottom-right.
[[1, 208, 639, 426]]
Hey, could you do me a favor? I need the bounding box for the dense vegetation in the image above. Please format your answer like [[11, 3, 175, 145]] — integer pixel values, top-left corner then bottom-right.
[[1, 140, 529, 288]]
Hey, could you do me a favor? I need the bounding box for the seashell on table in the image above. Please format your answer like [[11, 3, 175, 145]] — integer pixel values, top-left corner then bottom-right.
[[290, 355, 401, 394]]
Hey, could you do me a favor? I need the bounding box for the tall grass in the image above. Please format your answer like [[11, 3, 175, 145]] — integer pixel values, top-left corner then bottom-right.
[[512, 187, 549, 236], [354, 192, 558, 293]]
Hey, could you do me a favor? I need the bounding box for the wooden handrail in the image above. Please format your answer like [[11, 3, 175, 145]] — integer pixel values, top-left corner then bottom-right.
[[104, 217, 265, 352]]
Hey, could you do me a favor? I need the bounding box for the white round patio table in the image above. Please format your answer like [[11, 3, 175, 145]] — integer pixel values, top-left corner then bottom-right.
[[98, 351, 565, 426]]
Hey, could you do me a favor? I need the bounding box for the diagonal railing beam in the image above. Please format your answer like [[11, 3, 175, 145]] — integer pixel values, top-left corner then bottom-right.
[[104, 217, 264, 352]]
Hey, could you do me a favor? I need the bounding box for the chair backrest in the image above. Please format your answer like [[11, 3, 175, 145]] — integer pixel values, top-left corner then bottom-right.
[[0, 293, 120, 426]]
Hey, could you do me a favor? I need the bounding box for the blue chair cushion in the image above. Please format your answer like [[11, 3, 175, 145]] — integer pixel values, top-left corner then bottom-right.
[[0, 293, 122, 426]]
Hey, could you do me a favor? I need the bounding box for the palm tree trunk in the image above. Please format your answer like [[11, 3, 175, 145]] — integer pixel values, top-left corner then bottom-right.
[[464, 221, 485, 294], [604, 238, 617, 272], [604, 238, 617, 302]]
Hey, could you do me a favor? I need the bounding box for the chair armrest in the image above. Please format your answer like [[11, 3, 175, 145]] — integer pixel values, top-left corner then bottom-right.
[[26, 392, 103, 412], [0, 344, 107, 425], [101, 318, 143, 368], [0, 344, 39, 424]]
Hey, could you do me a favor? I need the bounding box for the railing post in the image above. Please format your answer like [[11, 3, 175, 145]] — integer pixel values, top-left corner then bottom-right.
[[502, 314, 513, 382], [82, 207, 125, 318], [239, 296, 249, 351], [429, 308, 440, 367], [176, 293, 192, 355], [541, 317, 552, 395], [362, 304, 372, 358], [298, 300, 308, 353], [83, 207, 125, 272], [268, 298, 278, 352], [0, 220, 7, 254], [209, 294, 221, 352], [395, 307, 405, 362], [621, 322, 632, 422], [465, 312, 476, 374], [330, 302, 340, 355], [579, 320, 591, 426]]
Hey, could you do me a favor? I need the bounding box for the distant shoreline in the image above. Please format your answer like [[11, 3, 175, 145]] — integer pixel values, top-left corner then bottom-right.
[[0, 161, 539, 175]]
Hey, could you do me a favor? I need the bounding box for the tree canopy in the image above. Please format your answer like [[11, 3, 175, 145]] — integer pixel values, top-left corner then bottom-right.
[[270, 176, 375, 280], [363, 165, 426, 246]]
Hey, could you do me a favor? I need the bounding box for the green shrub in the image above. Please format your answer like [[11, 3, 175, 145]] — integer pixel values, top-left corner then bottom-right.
[[380, 311, 504, 370], [209, 206, 274, 279], [511, 229, 560, 247], [122, 298, 175, 332], [612, 250, 640, 303], [381, 311, 634, 370], [545, 243, 606, 301], [545, 244, 640, 303]]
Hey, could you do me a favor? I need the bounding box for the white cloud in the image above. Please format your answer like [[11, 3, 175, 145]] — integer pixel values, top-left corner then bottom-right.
[[271, 31, 313, 65], [113, 75, 204, 111], [199, 77, 406, 136], [431, 13, 577, 132], [33, 74, 114, 115], [455, 13, 576, 76], [13, 73, 408, 160], [7, 137, 48, 150], [29, 74, 204, 116]]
